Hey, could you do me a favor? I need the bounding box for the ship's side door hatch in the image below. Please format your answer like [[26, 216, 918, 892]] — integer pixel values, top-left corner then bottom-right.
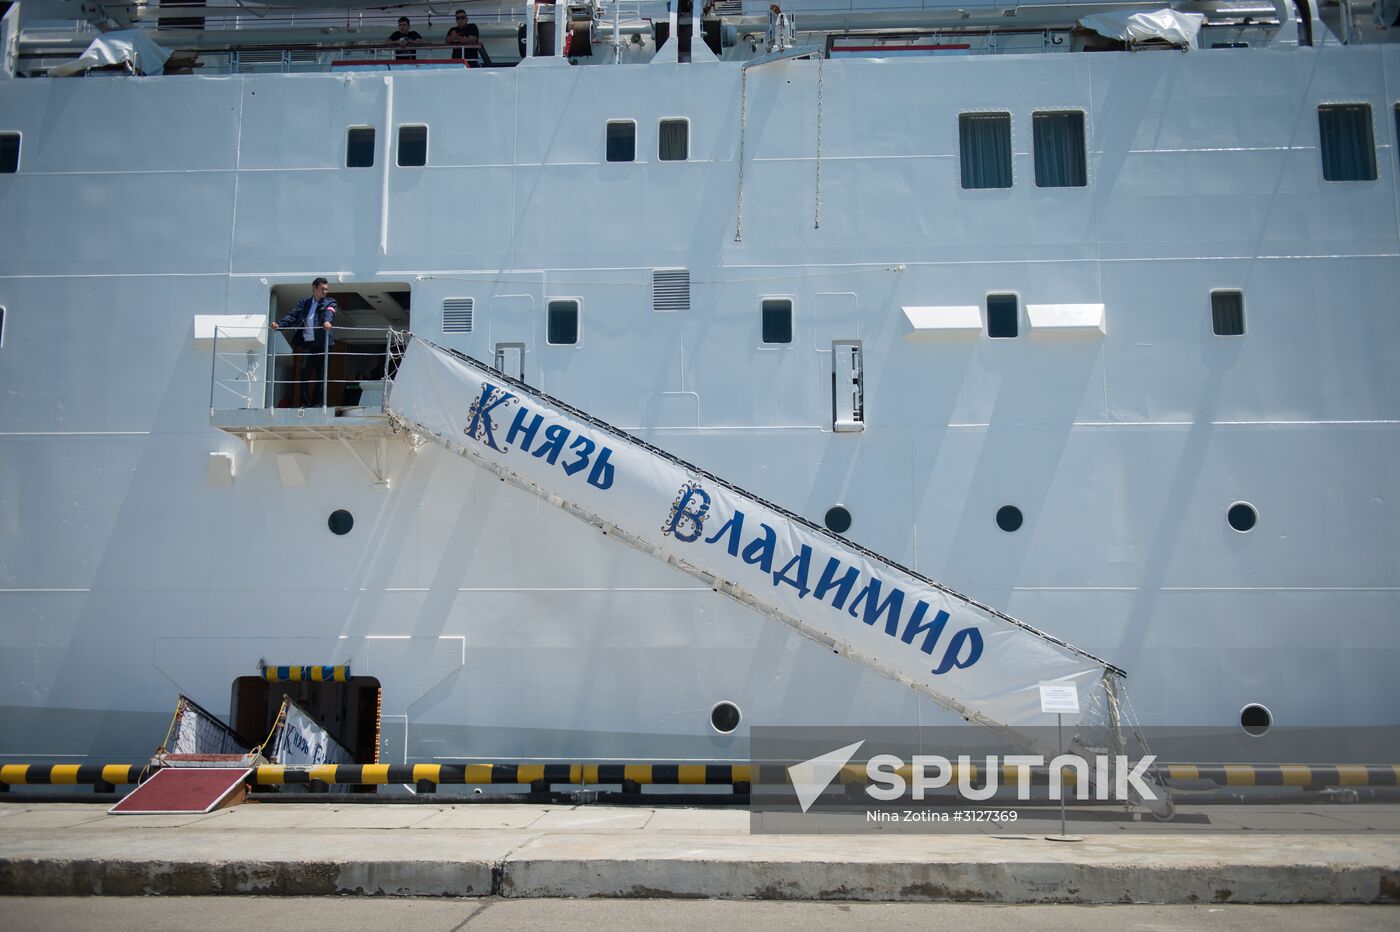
[[832, 340, 864, 432], [494, 342, 527, 384]]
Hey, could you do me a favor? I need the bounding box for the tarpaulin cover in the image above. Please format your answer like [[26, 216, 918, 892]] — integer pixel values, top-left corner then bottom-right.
[[50, 29, 172, 77], [388, 339, 1121, 733], [1078, 10, 1205, 48]]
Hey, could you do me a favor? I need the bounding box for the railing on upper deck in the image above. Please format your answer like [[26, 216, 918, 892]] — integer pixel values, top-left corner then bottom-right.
[[209, 324, 406, 418]]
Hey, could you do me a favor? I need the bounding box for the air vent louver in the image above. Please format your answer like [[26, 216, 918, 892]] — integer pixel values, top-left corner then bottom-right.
[[652, 269, 690, 313], [443, 298, 474, 333]]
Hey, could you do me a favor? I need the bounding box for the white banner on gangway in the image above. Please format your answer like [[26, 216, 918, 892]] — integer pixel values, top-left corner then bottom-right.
[[387, 338, 1121, 733]]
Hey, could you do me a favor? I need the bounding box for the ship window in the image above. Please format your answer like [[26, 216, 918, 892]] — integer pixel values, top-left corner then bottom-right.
[[397, 125, 428, 167], [996, 505, 1023, 532], [0, 133, 18, 173], [547, 299, 579, 345], [959, 112, 1012, 189], [1318, 104, 1376, 181], [710, 701, 741, 734], [328, 509, 354, 535], [762, 298, 792, 344], [0, 308, 5, 348], [443, 297, 474, 333], [659, 118, 689, 161], [1211, 290, 1245, 336], [606, 121, 635, 162], [1227, 501, 1257, 533], [1240, 704, 1271, 737], [824, 505, 852, 534], [986, 294, 1018, 338], [346, 127, 375, 168], [1032, 111, 1087, 188]]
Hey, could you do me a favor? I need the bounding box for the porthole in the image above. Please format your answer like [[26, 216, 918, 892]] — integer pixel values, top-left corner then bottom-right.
[[1227, 502, 1257, 533], [328, 510, 354, 535], [996, 505, 1023, 533], [824, 505, 852, 534], [710, 700, 741, 734], [1240, 703, 1271, 737]]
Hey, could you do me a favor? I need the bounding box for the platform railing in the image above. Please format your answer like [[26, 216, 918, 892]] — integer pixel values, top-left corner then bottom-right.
[[210, 324, 405, 417]]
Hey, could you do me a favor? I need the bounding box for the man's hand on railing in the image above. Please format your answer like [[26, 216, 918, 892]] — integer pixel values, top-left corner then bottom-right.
[[323, 321, 334, 330], [270, 321, 280, 330]]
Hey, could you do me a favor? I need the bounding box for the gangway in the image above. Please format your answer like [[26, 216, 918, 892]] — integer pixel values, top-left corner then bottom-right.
[[385, 336, 1169, 815]]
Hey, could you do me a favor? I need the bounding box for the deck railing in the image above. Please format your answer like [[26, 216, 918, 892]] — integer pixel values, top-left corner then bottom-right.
[[209, 324, 406, 417]]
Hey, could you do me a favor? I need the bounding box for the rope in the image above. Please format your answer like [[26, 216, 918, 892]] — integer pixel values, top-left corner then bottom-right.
[[735, 67, 748, 243], [814, 52, 824, 229]]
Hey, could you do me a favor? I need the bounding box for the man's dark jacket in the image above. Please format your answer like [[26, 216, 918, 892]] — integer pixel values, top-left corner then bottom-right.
[[276, 296, 337, 349]]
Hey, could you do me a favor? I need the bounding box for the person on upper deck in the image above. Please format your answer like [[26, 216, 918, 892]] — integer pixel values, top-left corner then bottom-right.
[[389, 17, 424, 60], [447, 10, 491, 64], [271, 277, 337, 408]]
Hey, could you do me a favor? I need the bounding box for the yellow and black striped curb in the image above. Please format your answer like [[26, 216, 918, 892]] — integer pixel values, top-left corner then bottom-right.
[[0, 764, 141, 786], [4, 762, 1400, 788]]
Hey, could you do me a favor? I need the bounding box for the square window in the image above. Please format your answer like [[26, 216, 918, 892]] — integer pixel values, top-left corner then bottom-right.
[[987, 294, 1018, 339], [607, 121, 635, 162], [397, 125, 427, 167], [1211, 291, 1245, 336], [547, 300, 579, 345], [346, 127, 375, 168], [0, 133, 18, 174], [1318, 104, 1376, 181], [659, 119, 689, 161], [959, 113, 1012, 189], [762, 299, 792, 344], [1032, 111, 1087, 188]]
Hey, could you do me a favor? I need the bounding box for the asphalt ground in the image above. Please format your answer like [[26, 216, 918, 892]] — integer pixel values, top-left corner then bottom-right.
[[3, 898, 1399, 931]]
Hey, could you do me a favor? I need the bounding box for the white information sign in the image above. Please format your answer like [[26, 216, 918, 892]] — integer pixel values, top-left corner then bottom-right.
[[1038, 681, 1081, 714]]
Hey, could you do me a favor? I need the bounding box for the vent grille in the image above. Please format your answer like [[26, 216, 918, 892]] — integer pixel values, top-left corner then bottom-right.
[[652, 269, 690, 313], [443, 298, 474, 333]]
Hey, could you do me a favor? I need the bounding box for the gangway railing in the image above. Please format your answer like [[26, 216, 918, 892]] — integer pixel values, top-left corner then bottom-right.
[[384, 335, 1171, 816], [209, 324, 404, 417]]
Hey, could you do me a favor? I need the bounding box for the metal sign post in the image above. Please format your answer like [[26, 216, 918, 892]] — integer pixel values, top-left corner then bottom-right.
[[1039, 681, 1083, 842]]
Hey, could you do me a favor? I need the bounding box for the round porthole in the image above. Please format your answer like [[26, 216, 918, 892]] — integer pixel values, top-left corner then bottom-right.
[[327, 509, 354, 536], [824, 505, 852, 534], [996, 505, 1023, 533], [710, 701, 741, 734], [1240, 703, 1271, 737], [1227, 502, 1257, 533]]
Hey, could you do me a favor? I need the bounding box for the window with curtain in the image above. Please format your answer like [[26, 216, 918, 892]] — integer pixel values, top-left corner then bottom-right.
[[1032, 111, 1087, 188], [659, 119, 689, 161], [1211, 291, 1245, 336], [1318, 104, 1377, 182], [959, 113, 1012, 189]]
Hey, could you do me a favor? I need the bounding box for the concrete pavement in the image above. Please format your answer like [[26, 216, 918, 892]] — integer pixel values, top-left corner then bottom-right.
[[1, 801, 1397, 902]]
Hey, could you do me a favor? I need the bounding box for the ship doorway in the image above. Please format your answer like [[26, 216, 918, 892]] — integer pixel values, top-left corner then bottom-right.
[[230, 674, 382, 764], [267, 281, 411, 409]]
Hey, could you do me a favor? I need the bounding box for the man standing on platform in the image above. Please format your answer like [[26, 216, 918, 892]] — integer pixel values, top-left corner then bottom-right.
[[271, 277, 337, 408]]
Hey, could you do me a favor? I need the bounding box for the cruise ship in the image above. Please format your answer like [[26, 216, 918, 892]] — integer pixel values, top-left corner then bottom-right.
[[0, 0, 1397, 774]]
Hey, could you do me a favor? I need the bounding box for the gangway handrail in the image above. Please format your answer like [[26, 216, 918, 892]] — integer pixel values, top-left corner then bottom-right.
[[393, 334, 1125, 679]]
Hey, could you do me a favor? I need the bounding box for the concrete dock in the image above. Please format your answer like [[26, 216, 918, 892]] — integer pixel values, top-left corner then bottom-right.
[[1, 801, 1398, 903]]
